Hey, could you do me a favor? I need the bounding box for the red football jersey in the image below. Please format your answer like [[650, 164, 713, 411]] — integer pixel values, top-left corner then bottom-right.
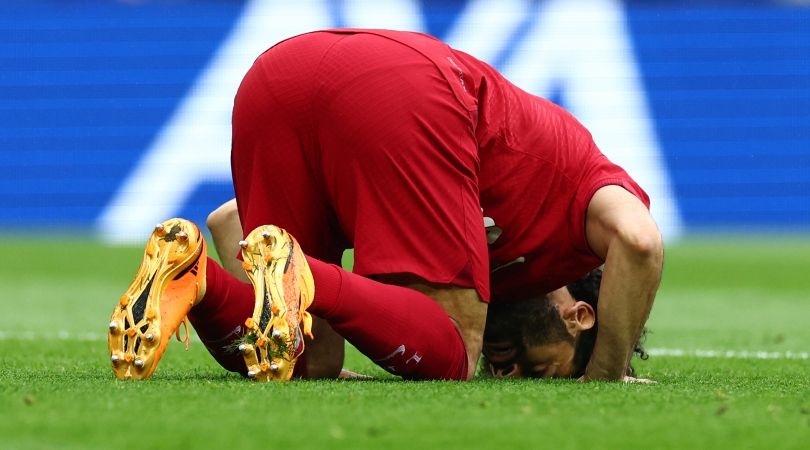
[[335, 29, 650, 300], [450, 48, 650, 300], [231, 29, 649, 303]]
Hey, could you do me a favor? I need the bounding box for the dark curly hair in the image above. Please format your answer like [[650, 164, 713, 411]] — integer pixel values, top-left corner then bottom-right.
[[483, 268, 648, 378]]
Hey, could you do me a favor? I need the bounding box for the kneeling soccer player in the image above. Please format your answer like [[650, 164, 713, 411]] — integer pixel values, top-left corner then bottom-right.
[[107, 28, 662, 382]]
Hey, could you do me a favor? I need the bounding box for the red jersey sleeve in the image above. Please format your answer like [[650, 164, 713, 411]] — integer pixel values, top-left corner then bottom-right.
[[570, 149, 651, 257]]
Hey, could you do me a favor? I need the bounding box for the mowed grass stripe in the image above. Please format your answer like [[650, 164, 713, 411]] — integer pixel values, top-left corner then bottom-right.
[[1, 340, 809, 450], [1, 330, 808, 361], [1, 235, 809, 449]]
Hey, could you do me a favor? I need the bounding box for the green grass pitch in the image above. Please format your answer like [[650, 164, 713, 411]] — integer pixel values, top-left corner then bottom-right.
[[1, 235, 809, 449]]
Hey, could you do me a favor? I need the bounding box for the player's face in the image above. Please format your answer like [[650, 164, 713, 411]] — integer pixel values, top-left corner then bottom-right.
[[520, 341, 575, 378], [483, 339, 575, 379]]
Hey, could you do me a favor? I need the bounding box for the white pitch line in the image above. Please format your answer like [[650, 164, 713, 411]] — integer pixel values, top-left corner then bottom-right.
[[646, 348, 809, 360], [0, 330, 202, 343], [0, 330, 104, 342], [0, 331, 807, 360]]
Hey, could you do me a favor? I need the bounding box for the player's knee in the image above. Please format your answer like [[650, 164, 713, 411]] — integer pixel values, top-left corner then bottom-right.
[[377, 278, 485, 380], [421, 287, 486, 381]]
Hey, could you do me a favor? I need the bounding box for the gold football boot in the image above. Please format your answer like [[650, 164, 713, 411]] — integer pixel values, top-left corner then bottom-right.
[[108, 218, 207, 380], [237, 225, 314, 381]]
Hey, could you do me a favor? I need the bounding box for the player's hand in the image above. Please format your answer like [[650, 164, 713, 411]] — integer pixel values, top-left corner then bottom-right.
[[577, 375, 656, 384], [621, 375, 656, 384], [338, 369, 373, 380]]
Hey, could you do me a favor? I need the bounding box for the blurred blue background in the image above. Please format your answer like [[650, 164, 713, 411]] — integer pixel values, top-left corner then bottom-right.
[[1, 0, 808, 242]]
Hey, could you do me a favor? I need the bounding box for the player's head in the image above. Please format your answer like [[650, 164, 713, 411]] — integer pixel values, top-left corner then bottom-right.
[[482, 291, 581, 378], [482, 268, 644, 378]]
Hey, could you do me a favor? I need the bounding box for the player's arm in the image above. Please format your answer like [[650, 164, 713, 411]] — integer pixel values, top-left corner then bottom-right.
[[207, 199, 249, 282], [583, 185, 663, 381]]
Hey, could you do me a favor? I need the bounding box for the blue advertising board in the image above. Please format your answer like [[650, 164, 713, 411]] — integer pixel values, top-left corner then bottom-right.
[[0, 0, 808, 241]]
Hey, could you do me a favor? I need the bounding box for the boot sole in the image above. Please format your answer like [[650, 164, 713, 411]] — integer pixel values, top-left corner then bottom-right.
[[238, 225, 314, 381], [108, 218, 204, 380]]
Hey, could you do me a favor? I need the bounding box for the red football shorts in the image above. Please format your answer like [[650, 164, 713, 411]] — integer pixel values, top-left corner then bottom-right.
[[230, 30, 490, 300]]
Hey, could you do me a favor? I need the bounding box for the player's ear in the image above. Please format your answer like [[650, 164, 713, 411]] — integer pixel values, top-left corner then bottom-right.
[[560, 301, 595, 333]]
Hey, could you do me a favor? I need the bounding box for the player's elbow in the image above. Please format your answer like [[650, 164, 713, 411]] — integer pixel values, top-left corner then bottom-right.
[[617, 221, 663, 269]]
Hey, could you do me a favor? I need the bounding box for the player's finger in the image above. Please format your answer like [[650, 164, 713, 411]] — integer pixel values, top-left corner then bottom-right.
[[622, 376, 657, 384]]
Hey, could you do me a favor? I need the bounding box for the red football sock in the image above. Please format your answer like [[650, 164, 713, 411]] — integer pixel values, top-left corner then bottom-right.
[[188, 259, 253, 375], [306, 256, 469, 380]]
